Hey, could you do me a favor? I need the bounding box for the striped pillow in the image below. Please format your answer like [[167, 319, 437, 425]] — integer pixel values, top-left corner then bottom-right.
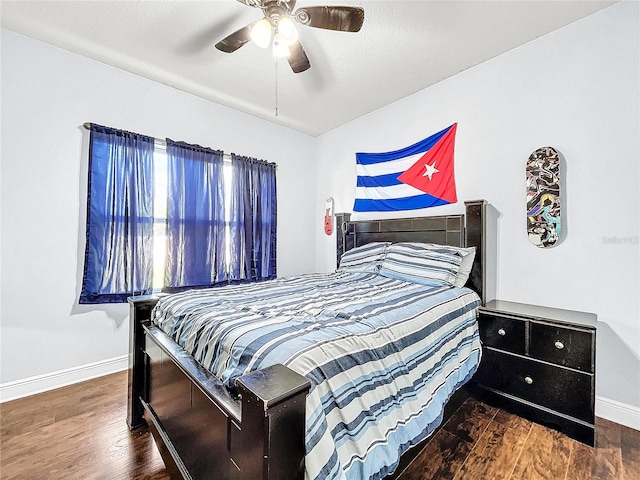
[[338, 242, 390, 273], [379, 242, 463, 286], [415, 243, 476, 287]]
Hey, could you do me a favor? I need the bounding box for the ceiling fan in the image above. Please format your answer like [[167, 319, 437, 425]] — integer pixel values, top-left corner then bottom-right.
[[215, 0, 365, 73]]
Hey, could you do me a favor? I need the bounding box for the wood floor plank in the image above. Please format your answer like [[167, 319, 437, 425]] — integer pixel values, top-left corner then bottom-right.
[[0, 396, 57, 438], [491, 407, 534, 436], [443, 397, 497, 443], [511, 422, 572, 480], [566, 441, 600, 480], [593, 417, 623, 480], [566, 417, 622, 480], [620, 423, 640, 480], [399, 397, 497, 480], [452, 414, 533, 480], [401, 428, 473, 480]]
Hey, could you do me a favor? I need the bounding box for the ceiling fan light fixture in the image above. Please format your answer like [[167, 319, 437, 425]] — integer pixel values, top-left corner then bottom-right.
[[277, 17, 299, 46], [272, 33, 290, 58], [251, 17, 272, 48]]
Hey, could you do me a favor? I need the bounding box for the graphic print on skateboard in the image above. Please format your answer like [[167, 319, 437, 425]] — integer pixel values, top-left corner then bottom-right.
[[526, 146, 561, 248]]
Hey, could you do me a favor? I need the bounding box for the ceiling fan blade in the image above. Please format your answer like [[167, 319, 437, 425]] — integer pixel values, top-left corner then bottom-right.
[[288, 41, 310, 73], [215, 22, 256, 53], [235, 0, 263, 8], [294, 6, 364, 32]]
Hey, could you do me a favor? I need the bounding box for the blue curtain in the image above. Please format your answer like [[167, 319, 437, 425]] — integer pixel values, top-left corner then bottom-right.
[[80, 124, 155, 304], [164, 139, 226, 290], [228, 154, 277, 282]]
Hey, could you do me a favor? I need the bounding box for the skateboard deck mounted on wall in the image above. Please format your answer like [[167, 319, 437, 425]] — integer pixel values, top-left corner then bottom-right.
[[526, 146, 561, 248]]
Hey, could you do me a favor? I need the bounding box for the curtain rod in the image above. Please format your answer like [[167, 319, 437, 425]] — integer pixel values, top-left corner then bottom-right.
[[83, 123, 167, 149], [83, 122, 235, 161]]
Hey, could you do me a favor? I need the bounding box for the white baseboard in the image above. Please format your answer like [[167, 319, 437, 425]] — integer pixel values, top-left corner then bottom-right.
[[0, 355, 128, 403], [596, 395, 640, 431]]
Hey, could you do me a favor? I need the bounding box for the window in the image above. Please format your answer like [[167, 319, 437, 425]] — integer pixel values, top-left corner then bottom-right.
[[150, 142, 235, 292], [80, 123, 277, 304]]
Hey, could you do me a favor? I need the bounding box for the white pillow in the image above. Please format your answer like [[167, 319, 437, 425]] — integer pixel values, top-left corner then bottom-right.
[[450, 246, 476, 287]]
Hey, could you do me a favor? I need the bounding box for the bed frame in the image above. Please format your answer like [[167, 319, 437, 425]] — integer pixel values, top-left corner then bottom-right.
[[127, 199, 490, 480]]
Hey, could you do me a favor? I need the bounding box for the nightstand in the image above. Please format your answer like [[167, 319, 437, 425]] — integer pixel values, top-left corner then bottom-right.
[[472, 299, 597, 445]]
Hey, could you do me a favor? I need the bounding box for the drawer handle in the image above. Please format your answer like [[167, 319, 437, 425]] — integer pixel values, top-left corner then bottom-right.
[[555, 341, 565, 350], [524, 376, 534, 385], [497, 328, 506, 336]]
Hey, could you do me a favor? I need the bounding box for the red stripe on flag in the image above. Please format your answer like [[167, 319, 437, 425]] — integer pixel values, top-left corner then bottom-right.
[[396, 123, 457, 203]]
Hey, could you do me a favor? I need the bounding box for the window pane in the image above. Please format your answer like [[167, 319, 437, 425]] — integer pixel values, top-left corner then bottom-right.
[[153, 144, 168, 291], [224, 160, 232, 274]]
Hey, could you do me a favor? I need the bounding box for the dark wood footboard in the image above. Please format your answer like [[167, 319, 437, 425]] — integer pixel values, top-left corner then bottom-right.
[[128, 296, 311, 479]]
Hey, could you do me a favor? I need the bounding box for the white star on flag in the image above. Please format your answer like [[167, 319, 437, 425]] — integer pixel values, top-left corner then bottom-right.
[[423, 160, 439, 181]]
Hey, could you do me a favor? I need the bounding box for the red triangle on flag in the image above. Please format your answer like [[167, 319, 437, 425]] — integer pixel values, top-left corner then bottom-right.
[[396, 124, 458, 203]]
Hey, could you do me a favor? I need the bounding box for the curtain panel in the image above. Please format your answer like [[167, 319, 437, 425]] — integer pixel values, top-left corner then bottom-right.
[[164, 139, 226, 291], [80, 124, 155, 304], [228, 154, 277, 283]]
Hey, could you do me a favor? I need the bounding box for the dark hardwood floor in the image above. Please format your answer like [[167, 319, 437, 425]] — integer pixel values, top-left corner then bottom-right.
[[1, 371, 638, 479], [1, 372, 168, 480], [396, 397, 640, 480]]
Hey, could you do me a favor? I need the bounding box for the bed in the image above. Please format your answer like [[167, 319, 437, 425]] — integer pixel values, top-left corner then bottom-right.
[[127, 199, 491, 480]]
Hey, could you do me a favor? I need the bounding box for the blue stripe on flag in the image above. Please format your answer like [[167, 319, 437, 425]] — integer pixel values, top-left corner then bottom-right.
[[355, 125, 450, 165], [354, 194, 450, 212], [356, 173, 404, 188]]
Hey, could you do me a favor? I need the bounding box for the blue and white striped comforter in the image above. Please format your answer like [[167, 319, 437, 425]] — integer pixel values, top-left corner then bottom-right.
[[152, 271, 482, 480]]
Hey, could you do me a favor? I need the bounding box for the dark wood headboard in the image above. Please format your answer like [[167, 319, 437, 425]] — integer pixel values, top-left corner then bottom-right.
[[336, 200, 489, 304]]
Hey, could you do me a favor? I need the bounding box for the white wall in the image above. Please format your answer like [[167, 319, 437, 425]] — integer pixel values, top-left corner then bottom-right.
[[315, 1, 640, 418], [0, 29, 317, 386]]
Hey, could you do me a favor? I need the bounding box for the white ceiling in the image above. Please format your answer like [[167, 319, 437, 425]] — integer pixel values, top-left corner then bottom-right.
[[1, 0, 617, 136]]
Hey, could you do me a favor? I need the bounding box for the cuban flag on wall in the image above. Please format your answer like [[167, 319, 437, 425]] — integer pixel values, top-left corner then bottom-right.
[[353, 123, 458, 212]]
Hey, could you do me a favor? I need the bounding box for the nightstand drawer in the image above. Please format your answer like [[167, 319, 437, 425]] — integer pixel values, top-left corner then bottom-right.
[[478, 313, 526, 355], [529, 323, 594, 372], [476, 349, 594, 423]]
